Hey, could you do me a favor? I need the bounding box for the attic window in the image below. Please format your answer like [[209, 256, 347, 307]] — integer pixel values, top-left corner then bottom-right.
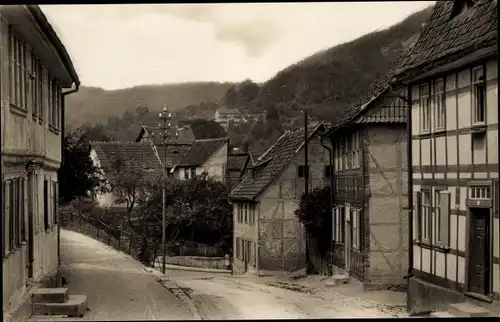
[[172, 150, 179, 154], [297, 165, 309, 178], [449, 0, 474, 20]]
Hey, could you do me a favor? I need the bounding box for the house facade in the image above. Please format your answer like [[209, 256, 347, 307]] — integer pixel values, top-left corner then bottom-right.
[[1, 5, 79, 321], [324, 74, 409, 289], [229, 123, 330, 275], [171, 138, 229, 182], [89, 141, 176, 209], [392, 0, 499, 315]]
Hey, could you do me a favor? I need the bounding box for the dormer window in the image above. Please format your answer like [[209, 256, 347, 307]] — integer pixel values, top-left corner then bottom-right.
[[472, 66, 486, 125], [450, 0, 474, 20]]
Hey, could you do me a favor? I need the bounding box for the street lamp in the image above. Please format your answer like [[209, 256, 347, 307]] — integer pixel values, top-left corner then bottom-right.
[[158, 105, 172, 274]]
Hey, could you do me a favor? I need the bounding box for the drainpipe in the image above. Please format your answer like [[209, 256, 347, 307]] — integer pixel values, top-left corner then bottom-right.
[[58, 83, 80, 268], [320, 135, 335, 275], [389, 85, 413, 278]]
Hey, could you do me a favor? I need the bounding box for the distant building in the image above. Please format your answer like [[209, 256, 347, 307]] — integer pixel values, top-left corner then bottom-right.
[[392, 0, 499, 316], [214, 107, 266, 129], [171, 138, 229, 182], [229, 123, 330, 275], [89, 141, 188, 208], [1, 5, 80, 321]]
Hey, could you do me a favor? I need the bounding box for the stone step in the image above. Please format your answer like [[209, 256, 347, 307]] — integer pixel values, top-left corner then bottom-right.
[[448, 302, 493, 317], [430, 311, 455, 318], [31, 288, 69, 304], [32, 295, 87, 317]]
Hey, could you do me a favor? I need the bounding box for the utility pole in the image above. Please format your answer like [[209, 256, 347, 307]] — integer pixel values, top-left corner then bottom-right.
[[158, 105, 172, 274], [303, 108, 311, 273]]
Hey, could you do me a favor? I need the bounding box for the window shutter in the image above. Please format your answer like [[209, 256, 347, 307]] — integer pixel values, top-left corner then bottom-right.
[[21, 178, 26, 242], [439, 191, 450, 247], [494, 179, 499, 217], [54, 182, 59, 224], [3, 181, 9, 256], [415, 191, 422, 241], [43, 179, 48, 230]]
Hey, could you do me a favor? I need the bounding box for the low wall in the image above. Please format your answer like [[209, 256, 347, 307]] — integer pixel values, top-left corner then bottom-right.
[[158, 256, 227, 269]]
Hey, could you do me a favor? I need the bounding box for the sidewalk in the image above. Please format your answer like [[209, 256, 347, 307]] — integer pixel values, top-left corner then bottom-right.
[[55, 229, 195, 320]]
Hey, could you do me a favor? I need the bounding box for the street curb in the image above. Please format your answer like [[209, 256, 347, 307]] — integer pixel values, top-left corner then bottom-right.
[[162, 264, 232, 274]]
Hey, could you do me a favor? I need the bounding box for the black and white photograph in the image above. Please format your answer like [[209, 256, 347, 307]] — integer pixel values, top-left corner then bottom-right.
[[1, 1, 498, 321]]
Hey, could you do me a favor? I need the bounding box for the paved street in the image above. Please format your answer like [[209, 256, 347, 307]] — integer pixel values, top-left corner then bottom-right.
[[54, 230, 403, 320], [166, 269, 403, 319], [57, 230, 193, 320]]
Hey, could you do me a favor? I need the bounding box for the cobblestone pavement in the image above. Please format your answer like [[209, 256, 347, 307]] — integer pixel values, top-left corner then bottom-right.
[[167, 270, 405, 319], [56, 230, 194, 320]]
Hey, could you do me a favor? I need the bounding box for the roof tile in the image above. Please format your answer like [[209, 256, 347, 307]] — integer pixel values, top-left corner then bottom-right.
[[174, 138, 228, 168]]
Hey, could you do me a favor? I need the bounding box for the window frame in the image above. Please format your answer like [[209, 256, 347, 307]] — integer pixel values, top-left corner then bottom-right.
[[472, 66, 486, 125], [433, 189, 442, 244], [190, 167, 196, 179], [420, 83, 431, 133], [184, 168, 190, 180], [434, 79, 446, 131], [43, 179, 49, 230], [420, 189, 431, 243], [9, 29, 28, 112]]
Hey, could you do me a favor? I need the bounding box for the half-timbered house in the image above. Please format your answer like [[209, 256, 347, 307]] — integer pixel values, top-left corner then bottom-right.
[[323, 71, 409, 289], [392, 0, 499, 316], [229, 123, 330, 275]]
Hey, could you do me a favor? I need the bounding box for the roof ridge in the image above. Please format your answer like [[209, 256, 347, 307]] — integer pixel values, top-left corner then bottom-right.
[[255, 130, 287, 162], [195, 137, 229, 142]]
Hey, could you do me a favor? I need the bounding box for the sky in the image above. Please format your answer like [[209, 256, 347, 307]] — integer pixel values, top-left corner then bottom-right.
[[40, 2, 435, 90]]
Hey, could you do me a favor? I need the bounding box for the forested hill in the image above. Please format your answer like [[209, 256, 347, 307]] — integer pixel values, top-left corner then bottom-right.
[[65, 82, 235, 128]]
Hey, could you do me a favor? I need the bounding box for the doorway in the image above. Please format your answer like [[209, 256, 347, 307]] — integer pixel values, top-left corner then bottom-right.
[[467, 207, 491, 296]]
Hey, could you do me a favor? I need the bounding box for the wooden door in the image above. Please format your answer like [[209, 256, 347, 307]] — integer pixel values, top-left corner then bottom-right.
[[468, 208, 490, 295]]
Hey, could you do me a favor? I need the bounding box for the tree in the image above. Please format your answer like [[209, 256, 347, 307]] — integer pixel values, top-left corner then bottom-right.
[[58, 131, 104, 204], [295, 186, 332, 259]]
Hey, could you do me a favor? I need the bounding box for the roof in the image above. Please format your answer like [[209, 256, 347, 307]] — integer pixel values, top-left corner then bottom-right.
[[155, 144, 192, 169], [135, 124, 195, 145], [227, 151, 251, 171], [325, 66, 407, 136], [28, 6, 80, 86], [394, 0, 497, 80], [173, 138, 228, 168], [90, 141, 163, 182], [216, 106, 240, 114], [230, 123, 327, 201]]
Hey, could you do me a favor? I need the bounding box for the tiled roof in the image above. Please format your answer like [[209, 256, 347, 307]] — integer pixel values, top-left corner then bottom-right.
[[394, 0, 497, 79], [90, 141, 163, 182], [325, 65, 406, 136], [155, 144, 192, 169], [229, 123, 327, 201], [135, 124, 196, 145], [174, 138, 228, 168]]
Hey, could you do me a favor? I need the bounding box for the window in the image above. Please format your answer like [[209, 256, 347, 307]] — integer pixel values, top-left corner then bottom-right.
[[333, 205, 346, 243], [324, 165, 333, 178], [297, 165, 309, 178], [9, 30, 28, 111], [3, 178, 26, 255], [43, 179, 49, 230], [434, 79, 445, 130], [351, 208, 361, 250], [345, 136, 351, 169], [3, 181, 8, 256], [31, 55, 40, 120], [253, 242, 257, 267], [184, 168, 189, 180], [238, 203, 243, 223], [352, 132, 360, 169], [48, 78, 53, 126], [434, 190, 441, 243], [336, 141, 342, 171], [9, 181, 15, 251], [472, 66, 485, 124], [50, 80, 60, 129], [244, 203, 248, 224], [420, 84, 431, 132], [421, 190, 431, 242], [38, 66, 44, 121], [190, 167, 196, 179], [469, 186, 490, 199]]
